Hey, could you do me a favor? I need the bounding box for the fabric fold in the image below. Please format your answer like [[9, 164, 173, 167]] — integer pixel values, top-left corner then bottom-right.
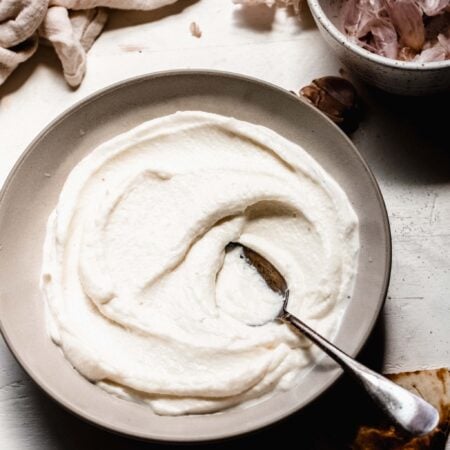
[[0, 0, 179, 88], [0, 33, 39, 84], [0, 0, 48, 48], [40, 6, 108, 87]]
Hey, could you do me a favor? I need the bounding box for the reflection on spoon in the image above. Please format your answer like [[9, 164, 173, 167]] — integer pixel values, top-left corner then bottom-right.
[[232, 242, 439, 437]]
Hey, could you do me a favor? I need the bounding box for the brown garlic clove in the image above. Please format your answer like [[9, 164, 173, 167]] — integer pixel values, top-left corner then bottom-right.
[[387, 0, 425, 52], [398, 46, 418, 61], [300, 76, 362, 134]]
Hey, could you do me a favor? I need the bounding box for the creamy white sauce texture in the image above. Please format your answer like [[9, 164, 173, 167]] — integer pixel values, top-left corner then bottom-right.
[[41, 111, 359, 415]]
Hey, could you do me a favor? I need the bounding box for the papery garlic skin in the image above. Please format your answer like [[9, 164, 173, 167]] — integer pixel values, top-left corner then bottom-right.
[[341, 0, 450, 62]]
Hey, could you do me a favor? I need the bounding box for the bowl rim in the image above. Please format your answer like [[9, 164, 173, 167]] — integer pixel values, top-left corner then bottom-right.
[[0, 69, 392, 442], [307, 0, 450, 72]]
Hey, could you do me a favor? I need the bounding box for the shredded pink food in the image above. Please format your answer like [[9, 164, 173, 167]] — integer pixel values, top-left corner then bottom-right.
[[341, 0, 450, 62]]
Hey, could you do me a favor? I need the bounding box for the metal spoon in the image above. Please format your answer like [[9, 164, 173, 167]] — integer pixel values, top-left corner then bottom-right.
[[235, 243, 439, 437]]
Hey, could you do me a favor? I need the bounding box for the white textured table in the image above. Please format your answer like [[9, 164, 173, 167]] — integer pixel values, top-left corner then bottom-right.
[[0, 1, 449, 448]]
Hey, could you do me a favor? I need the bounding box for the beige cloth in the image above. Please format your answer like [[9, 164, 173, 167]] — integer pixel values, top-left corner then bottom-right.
[[0, 33, 39, 84], [40, 7, 108, 86], [0, 0, 48, 47], [0, 0, 47, 85], [0, 0, 178, 88]]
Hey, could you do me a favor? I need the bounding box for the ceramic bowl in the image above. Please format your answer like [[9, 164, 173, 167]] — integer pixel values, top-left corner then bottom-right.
[[307, 0, 450, 95], [0, 71, 391, 442]]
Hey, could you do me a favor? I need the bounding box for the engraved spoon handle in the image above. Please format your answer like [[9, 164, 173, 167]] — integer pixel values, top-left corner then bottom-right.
[[280, 310, 440, 436]]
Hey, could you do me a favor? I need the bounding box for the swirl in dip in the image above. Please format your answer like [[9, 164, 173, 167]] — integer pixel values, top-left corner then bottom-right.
[[41, 111, 359, 415]]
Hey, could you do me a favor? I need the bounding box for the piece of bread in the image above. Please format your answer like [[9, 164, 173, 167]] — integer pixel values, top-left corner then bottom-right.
[[352, 369, 449, 450]]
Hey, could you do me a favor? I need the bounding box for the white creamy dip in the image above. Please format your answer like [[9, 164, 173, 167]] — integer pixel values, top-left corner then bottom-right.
[[41, 111, 359, 415]]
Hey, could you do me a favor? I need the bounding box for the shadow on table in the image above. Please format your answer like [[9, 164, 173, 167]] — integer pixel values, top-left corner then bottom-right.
[[232, 1, 315, 33], [353, 85, 450, 185], [233, 4, 276, 32], [0, 0, 201, 100], [9, 317, 386, 450], [0, 46, 70, 101], [106, 0, 200, 31]]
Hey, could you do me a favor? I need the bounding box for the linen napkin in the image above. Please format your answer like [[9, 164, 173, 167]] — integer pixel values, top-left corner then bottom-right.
[[0, 0, 47, 84], [0, 0, 178, 88]]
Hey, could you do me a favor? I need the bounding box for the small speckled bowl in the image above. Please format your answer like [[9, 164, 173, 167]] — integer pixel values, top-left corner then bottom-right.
[[307, 0, 450, 95]]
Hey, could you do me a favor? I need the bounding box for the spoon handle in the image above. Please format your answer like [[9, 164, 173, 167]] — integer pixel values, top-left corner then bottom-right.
[[281, 311, 439, 436]]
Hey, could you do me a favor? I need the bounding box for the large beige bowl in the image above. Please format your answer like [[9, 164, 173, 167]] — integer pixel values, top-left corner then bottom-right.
[[308, 0, 450, 95], [0, 71, 391, 442]]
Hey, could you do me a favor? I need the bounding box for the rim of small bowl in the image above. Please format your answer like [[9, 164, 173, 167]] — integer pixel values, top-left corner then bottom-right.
[[307, 0, 450, 72]]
